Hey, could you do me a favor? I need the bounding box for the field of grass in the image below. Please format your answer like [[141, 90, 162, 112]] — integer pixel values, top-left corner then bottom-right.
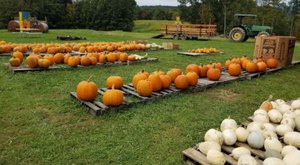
[[0, 28, 300, 164], [133, 20, 176, 32]]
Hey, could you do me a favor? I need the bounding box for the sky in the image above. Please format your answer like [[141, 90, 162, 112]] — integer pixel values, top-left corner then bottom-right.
[[135, 0, 179, 6]]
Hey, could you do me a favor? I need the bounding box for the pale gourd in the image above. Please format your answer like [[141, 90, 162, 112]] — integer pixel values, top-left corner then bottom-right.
[[295, 115, 300, 132], [253, 114, 269, 123], [235, 127, 249, 142], [263, 123, 276, 132], [294, 109, 300, 116], [281, 117, 296, 129], [264, 136, 282, 152], [263, 130, 278, 139], [283, 111, 296, 119], [197, 141, 221, 155], [247, 131, 264, 149], [283, 131, 300, 148], [204, 128, 224, 145], [220, 117, 238, 131], [276, 124, 293, 137], [268, 109, 282, 123], [277, 103, 293, 114], [237, 155, 257, 165], [281, 145, 297, 157], [275, 99, 286, 105], [283, 150, 300, 165], [246, 122, 264, 132], [254, 109, 268, 116], [263, 157, 285, 165], [271, 101, 278, 109], [231, 147, 251, 160], [222, 129, 237, 145], [264, 149, 283, 159], [291, 99, 300, 109], [206, 149, 226, 165]]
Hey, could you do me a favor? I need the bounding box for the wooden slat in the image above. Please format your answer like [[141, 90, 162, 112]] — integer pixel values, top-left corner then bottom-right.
[[182, 148, 211, 165]]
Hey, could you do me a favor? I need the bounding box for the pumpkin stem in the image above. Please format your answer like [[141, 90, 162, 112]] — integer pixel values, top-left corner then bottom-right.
[[267, 95, 273, 101], [111, 84, 115, 90]]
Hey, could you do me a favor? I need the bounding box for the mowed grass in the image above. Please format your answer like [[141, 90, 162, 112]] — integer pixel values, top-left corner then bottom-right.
[[0, 27, 300, 164]]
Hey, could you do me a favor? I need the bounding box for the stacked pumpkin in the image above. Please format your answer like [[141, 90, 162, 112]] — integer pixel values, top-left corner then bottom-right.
[[225, 56, 279, 76], [197, 97, 300, 165], [188, 47, 220, 53], [76, 76, 124, 107]]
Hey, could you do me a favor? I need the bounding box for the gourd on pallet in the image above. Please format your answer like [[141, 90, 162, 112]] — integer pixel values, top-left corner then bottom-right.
[[291, 99, 300, 109], [235, 127, 249, 142], [220, 117, 238, 131], [197, 141, 221, 155], [295, 115, 300, 131], [283, 150, 300, 165], [206, 149, 226, 165], [281, 117, 296, 129], [283, 132, 300, 148], [263, 157, 285, 165], [222, 129, 237, 145], [264, 136, 282, 153], [281, 145, 298, 157], [276, 124, 293, 137], [230, 147, 251, 160], [253, 113, 269, 123], [268, 109, 282, 123], [204, 128, 224, 145], [247, 131, 265, 149], [237, 155, 257, 165]]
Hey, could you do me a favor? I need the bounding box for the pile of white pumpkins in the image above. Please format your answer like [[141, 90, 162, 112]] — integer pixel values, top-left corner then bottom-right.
[[197, 97, 300, 165]]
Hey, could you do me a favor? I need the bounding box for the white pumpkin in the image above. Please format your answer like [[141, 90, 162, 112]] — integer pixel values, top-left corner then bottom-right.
[[263, 130, 278, 139], [263, 157, 285, 165], [291, 99, 300, 109], [220, 117, 238, 131], [247, 122, 264, 132], [277, 103, 293, 114], [263, 123, 276, 132], [268, 109, 283, 124], [222, 129, 237, 145], [247, 131, 265, 149], [275, 99, 286, 105], [281, 145, 298, 157], [204, 129, 224, 145], [295, 115, 300, 132], [276, 124, 293, 137], [271, 101, 278, 109], [283, 131, 300, 148], [281, 117, 296, 129], [235, 127, 249, 142], [231, 147, 251, 160], [253, 114, 269, 123], [197, 141, 221, 155], [264, 136, 282, 153], [283, 150, 300, 165], [254, 109, 268, 116], [237, 155, 257, 165], [283, 111, 296, 119], [294, 109, 300, 115], [206, 149, 226, 165]]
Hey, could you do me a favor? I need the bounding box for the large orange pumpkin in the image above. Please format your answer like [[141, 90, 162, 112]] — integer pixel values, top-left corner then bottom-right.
[[119, 53, 128, 62], [167, 70, 178, 82], [136, 80, 153, 97], [106, 76, 124, 89], [228, 63, 241, 76], [159, 74, 172, 89], [132, 72, 148, 89], [64, 53, 72, 64], [106, 53, 116, 63], [12, 51, 23, 63], [171, 68, 182, 76], [246, 61, 258, 73], [225, 59, 232, 69], [186, 64, 199, 75], [148, 74, 163, 92], [99, 54, 106, 63], [174, 75, 189, 89], [68, 56, 79, 67], [257, 61, 267, 72], [54, 53, 64, 64], [9, 57, 21, 67], [38, 58, 51, 69], [266, 57, 279, 68], [76, 79, 98, 101], [186, 71, 199, 86], [80, 56, 91, 66], [207, 67, 221, 81], [89, 56, 97, 65], [47, 46, 57, 54], [102, 88, 123, 106], [44, 55, 55, 65], [26, 55, 39, 68], [198, 65, 209, 78]]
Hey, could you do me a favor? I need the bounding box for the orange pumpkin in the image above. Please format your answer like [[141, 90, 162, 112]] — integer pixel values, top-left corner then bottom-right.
[[174, 75, 189, 89], [225, 59, 232, 69], [266, 57, 279, 68], [136, 80, 153, 97], [102, 88, 123, 106], [44, 55, 55, 65], [186, 72, 199, 86], [9, 57, 21, 67], [119, 53, 128, 62], [167, 70, 178, 82], [246, 61, 258, 73], [171, 68, 182, 76], [76, 79, 98, 101], [38, 58, 51, 69], [159, 74, 172, 89], [242, 59, 250, 69], [12, 51, 23, 63], [106, 76, 124, 89], [47, 46, 57, 54], [128, 55, 136, 61], [257, 61, 267, 72], [152, 70, 165, 75], [64, 53, 72, 64], [186, 64, 199, 75], [68, 56, 79, 67], [207, 67, 221, 81], [132, 72, 148, 89], [89, 56, 97, 65], [54, 53, 64, 64], [26, 55, 39, 68], [139, 70, 149, 78], [148, 74, 163, 92], [198, 65, 209, 78], [99, 54, 106, 63], [79, 46, 86, 53], [80, 56, 91, 66], [106, 53, 116, 63], [228, 63, 241, 76]]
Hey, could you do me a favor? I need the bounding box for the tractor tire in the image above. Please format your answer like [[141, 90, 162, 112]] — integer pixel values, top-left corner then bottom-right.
[[257, 31, 270, 37], [229, 27, 246, 42]]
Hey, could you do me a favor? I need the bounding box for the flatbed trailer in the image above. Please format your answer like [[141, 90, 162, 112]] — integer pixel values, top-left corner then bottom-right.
[[154, 24, 217, 40]]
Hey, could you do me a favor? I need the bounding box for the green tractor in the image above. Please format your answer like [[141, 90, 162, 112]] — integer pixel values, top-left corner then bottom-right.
[[228, 14, 273, 42]]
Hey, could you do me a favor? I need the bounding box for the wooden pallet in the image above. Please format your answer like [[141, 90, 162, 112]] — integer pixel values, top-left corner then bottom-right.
[[177, 52, 224, 57], [5, 58, 158, 73]]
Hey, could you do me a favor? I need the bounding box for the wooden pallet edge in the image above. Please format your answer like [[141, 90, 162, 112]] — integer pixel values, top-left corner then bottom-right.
[[70, 92, 103, 116], [182, 148, 210, 165]]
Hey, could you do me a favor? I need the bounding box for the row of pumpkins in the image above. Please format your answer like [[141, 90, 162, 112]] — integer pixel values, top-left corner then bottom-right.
[[9, 51, 143, 68], [0, 40, 147, 54], [198, 97, 300, 165], [76, 55, 280, 106], [188, 47, 221, 54]]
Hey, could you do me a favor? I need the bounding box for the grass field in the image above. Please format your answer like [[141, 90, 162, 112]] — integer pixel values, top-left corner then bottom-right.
[[0, 26, 300, 164]]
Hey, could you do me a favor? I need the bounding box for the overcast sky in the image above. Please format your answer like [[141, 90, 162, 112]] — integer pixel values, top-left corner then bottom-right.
[[135, 0, 179, 6]]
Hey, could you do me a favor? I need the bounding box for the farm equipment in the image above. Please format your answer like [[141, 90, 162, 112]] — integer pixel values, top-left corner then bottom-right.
[[8, 17, 48, 33], [228, 14, 273, 42], [153, 24, 217, 40]]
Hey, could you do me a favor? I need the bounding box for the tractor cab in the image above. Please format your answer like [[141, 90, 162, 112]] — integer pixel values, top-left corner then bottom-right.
[[228, 14, 273, 42]]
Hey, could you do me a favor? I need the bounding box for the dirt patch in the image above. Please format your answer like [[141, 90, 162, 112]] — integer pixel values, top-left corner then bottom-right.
[[205, 89, 241, 102]]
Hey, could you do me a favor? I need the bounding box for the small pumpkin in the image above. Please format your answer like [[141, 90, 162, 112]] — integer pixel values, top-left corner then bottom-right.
[[26, 55, 39, 68], [68, 56, 80, 67], [89, 56, 98, 65], [38, 58, 51, 69], [174, 75, 189, 89], [246, 61, 258, 73], [53, 53, 64, 64], [99, 54, 106, 63], [148, 73, 163, 92], [186, 71, 199, 86], [228, 63, 241, 76], [102, 87, 124, 106], [159, 74, 172, 89], [266, 57, 279, 68], [9, 57, 21, 67], [64, 53, 72, 64], [198, 64, 209, 78], [12, 51, 23, 63], [106, 76, 124, 89], [119, 53, 128, 62], [132, 72, 148, 89], [186, 64, 199, 75], [106, 53, 116, 63], [257, 61, 267, 72], [80, 55, 91, 66], [43, 55, 55, 65], [207, 66, 221, 81], [76, 77, 98, 101], [136, 80, 153, 97]]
